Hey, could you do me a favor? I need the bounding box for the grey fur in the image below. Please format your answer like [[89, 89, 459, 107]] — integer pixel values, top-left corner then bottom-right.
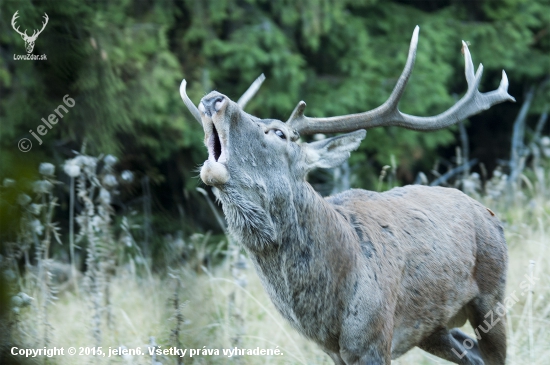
[[186, 90, 508, 365]]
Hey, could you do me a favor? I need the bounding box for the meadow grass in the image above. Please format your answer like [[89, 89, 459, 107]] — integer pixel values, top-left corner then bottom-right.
[[10, 168, 550, 365], [29, 195, 548, 365]]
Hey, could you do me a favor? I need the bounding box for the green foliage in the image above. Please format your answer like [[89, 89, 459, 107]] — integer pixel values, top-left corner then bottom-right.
[[1, 0, 549, 228], [0, 0, 200, 159]]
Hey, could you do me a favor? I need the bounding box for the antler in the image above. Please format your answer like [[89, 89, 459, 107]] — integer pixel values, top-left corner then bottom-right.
[[180, 74, 267, 126], [237, 73, 266, 108], [286, 26, 515, 135], [180, 80, 202, 125], [11, 11, 28, 38], [30, 13, 49, 39]]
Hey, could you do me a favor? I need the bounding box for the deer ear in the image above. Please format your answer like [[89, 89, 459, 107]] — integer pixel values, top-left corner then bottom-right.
[[303, 130, 366, 170]]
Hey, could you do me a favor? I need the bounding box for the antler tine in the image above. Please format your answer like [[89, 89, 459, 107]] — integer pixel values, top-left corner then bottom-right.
[[181, 74, 265, 123], [11, 11, 28, 37], [27, 13, 49, 39], [30, 13, 48, 38], [37, 13, 49, 35], [237, 73, 266, 109], [287, 26, 419, 135], [385, 25, 420, 111], [462, 41, 476, 86], [180, 79, 202, 126], [287, 26, 515, 135]]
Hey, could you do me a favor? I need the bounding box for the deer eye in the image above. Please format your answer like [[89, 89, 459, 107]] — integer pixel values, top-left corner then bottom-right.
[[274, 129, 286, 139]]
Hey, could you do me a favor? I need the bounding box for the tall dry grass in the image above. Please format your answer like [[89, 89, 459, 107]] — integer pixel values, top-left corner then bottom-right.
[[4, 156, 549, 365]]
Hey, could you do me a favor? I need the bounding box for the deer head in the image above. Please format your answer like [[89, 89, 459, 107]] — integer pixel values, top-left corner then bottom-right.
[[11, 11, 49, 54], [183, 83, 367, 248]]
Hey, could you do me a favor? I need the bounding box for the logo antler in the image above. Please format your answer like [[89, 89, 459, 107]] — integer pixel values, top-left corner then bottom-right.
[[11, 11, 28, 38]]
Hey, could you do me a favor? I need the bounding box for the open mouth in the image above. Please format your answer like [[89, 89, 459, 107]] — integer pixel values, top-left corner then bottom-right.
[[207, 122, 227, 164], [200, 121, 230, 186], [212, 125, 222, 161], [199, 92, 229, 164]]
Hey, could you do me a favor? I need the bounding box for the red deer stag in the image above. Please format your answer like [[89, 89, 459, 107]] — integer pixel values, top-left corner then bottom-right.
[[180, 27, 514, 365]]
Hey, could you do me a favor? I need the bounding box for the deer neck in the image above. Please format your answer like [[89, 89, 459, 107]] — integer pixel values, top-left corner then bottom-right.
[[218, 182, 353, 253], [218, 181, 357, 339]]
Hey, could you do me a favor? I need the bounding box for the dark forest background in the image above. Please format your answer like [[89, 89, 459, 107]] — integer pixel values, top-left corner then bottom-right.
[[1, 0, 549, 248]]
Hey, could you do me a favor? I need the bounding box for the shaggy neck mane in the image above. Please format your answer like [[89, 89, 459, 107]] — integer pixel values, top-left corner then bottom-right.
[[219, 182, 353, 253]]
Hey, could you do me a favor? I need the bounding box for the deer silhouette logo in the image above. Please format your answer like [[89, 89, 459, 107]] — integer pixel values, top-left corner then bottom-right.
[[11, 11, 48, 54]]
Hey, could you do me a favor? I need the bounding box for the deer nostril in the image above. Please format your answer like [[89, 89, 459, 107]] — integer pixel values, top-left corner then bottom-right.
[[201, 96, 225, 116]]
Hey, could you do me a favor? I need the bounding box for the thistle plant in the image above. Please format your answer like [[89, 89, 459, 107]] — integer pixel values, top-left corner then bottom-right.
[[97, 155, 119, 330], [71, 153, 102, 344], [71, 153, 122, 344], [2, 163, 63, 359], [63, 157, 81, 295], [168, 272, 186, 365], [228, 247, 248, 352], [0, 285, 33, 361], [0, 248, 33, 359], [15, 191, 37, 270], [33, 163, 62, 355]]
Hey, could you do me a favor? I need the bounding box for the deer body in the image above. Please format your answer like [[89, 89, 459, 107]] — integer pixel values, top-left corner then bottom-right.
[[221, 180, 507, 364], [181, 27, 513, 364]]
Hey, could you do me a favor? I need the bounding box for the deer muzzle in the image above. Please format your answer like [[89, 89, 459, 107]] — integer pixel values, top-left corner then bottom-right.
[[200, 95, 225, 117], [199, 93, 230, 186], [200, 160, 229, 186]]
